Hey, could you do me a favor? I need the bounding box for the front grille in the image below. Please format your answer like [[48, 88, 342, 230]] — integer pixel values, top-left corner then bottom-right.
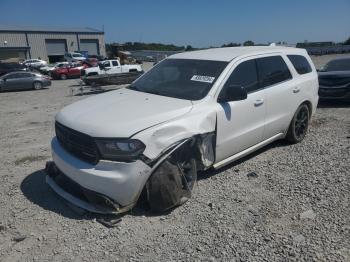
[[319, 76, 350, 87], [319, 88, 349, 98], [55, 122, 99, 164]]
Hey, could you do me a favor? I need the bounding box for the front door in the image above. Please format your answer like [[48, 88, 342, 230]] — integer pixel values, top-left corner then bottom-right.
[[3, 73, 20, 90], [216, 58, 265, 162]]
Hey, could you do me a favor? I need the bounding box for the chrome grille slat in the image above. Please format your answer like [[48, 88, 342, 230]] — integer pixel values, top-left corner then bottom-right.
[[55, 122, 99, 164]]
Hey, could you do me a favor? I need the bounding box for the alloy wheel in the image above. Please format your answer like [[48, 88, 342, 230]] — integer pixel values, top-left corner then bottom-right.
[[294, 107, 308, 140], [33, 82, 42, 90]]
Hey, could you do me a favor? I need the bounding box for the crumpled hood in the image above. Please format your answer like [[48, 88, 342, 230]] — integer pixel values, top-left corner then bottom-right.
[[55, 88, 193, 137]]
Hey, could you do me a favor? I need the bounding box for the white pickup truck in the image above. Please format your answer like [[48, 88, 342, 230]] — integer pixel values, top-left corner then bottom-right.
[[82, 60, 143, 77]]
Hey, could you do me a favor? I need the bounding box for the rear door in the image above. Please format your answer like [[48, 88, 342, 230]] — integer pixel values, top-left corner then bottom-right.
[[13, 72, 34, 89], [256, 55, 294, 140], [110, 60, 122, 74], [216, 58, 265, 162]]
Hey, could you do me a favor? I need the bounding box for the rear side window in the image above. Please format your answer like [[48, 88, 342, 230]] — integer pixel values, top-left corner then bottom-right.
[[257, 56, 292, 88], [16, 73, 32, 78], [287, 55, 312, 74], [112, 61, 119, 66], [223, 59, 259, 93]]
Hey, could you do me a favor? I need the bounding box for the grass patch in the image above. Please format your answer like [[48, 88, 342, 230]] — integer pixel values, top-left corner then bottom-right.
[[14, 155, 48, 165]]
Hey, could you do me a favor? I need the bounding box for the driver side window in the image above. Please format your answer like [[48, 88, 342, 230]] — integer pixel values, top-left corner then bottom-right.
[[220, 59, 259, 99], [103, 61, 110, 67]]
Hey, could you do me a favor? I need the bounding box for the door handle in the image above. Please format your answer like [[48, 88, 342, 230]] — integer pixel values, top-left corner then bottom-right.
[[293, 87, 300, 93], [254, 99, 264, 106]]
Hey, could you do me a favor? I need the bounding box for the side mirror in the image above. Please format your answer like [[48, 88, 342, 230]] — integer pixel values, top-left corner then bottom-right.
[[218, 85, 247, 103]]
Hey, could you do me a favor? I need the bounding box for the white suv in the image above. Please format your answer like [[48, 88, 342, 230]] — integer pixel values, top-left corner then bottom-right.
[[46, 46, 318, 214], [64, 52, 86, 62]]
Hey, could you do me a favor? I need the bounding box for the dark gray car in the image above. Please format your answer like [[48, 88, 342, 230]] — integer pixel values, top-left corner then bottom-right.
[[0, 71, 51, 91], [318, 57, 350, 100]]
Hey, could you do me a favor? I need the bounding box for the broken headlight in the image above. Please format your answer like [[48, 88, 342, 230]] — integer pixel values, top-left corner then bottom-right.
[[95, 139, 145, 161]]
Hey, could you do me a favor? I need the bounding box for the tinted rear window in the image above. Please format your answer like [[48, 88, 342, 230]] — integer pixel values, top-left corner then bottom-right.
[[257, 56, 292, 88], [288, 55, 312, 74]]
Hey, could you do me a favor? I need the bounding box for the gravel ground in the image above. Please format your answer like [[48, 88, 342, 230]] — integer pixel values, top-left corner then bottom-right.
[[0, 58, 349, 261]]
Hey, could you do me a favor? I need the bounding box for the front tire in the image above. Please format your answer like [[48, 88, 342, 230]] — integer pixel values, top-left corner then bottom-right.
[[286, 104, 309, 143], [33, 82, 43, 90], [147, 145, 197, 212]]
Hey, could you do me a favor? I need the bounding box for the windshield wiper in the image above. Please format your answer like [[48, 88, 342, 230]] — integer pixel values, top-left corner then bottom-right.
[[128, 85, 162, 96], [128, 84, 140, 91], [144, 90, 161, 96]]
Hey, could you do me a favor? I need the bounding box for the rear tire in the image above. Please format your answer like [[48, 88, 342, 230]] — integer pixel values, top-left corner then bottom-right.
[[33, 82, 43, 90], [60, 74, 67, 80], [286, 104, 309, 143]]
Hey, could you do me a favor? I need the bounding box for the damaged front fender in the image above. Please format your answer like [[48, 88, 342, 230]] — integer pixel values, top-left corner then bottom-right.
[[134, 105, 217, 164]]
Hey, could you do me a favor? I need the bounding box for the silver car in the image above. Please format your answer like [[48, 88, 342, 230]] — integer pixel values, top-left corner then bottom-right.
[[0, 71, 51, 91]]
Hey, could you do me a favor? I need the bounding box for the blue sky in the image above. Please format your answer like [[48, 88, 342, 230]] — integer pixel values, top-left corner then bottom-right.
[[1, 0, 349, 47]]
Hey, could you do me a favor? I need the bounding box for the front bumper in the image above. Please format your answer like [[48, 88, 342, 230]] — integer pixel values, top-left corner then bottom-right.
[[318, 85, 350, 100], [48, 138, 152, 212], [43, 80, 51, 87]]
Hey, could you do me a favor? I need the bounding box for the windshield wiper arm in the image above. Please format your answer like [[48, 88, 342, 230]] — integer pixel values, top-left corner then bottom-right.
[[129, 84, 140, 91], [145, 90, 161, 96]]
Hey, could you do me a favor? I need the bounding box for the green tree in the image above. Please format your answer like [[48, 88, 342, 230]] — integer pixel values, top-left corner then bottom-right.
[[221, 42, 241, 47], [243, 40, 254, 46], [185, 45, 194, 51], [344, 37, 350, 45]]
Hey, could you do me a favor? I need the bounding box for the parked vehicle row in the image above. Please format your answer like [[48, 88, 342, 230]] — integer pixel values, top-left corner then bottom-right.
[[0, 62, 28, 77]]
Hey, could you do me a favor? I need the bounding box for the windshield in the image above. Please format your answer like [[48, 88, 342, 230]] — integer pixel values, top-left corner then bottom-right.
[[128, 59, 228, 100], [322, 58, 350, 72]]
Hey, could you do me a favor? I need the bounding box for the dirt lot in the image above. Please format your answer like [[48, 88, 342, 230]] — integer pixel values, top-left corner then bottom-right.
[[0, 57, 349, 261]]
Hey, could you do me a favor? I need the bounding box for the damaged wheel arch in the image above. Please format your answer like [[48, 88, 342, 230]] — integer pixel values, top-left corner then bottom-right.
[[141, 132, 216, 212]]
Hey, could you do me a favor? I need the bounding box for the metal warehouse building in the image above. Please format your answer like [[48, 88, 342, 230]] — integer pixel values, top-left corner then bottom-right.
[[0, 25, 106, 62]]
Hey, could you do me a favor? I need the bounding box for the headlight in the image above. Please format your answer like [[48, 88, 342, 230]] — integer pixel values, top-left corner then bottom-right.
[[95, 139, 145, 161]]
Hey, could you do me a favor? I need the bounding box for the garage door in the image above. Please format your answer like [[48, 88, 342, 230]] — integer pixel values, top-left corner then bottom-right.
[[80, 39, 99, 55], [45, 39, 67, 55]]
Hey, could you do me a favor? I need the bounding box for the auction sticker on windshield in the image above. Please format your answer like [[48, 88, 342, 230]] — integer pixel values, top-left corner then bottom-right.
[[190, 75, 215, 83]]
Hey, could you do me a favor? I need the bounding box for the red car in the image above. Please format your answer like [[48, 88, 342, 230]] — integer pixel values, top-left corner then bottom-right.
[[51, 63, 85, 80]]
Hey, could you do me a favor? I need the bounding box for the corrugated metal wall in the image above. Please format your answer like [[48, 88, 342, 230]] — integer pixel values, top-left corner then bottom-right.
[[28, 33, 78, 60], [78, 34, 106, 56], [0, 33, 27, 47], [0, 31, 106, 60]]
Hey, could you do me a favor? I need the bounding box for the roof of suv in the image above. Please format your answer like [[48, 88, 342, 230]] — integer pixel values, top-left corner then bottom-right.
[[170, 46, 306, 62]]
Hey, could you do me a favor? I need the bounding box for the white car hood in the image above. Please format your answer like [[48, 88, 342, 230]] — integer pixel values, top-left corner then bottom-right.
[[55, 88, 193, 138]]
